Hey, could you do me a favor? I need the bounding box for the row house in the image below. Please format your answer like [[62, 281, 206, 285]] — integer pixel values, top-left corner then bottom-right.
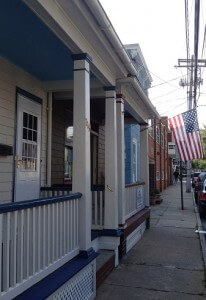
[[0, 0, 158, 299], [148, 117, 173, 194]]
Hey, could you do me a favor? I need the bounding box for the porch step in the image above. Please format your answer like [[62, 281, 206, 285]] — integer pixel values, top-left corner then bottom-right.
[[96, 250, 115, 288]]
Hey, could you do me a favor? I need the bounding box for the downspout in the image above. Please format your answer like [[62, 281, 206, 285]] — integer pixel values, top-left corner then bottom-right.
[[85, 1, 159, 119], [164, 126, 166, 189], [47, 92, 52, 187], [154, 119, 157, 190], [160, 122, 162, 192]]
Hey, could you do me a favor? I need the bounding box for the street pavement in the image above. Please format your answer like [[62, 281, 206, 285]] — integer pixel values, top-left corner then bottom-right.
[[96, 183, 206, 299]]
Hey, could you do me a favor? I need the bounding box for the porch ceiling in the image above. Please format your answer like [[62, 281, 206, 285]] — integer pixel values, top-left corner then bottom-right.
[[0, 0, 74, 81]]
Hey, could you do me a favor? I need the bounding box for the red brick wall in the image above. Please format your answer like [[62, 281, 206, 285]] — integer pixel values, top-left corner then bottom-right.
[[149, 117, 171, 193]]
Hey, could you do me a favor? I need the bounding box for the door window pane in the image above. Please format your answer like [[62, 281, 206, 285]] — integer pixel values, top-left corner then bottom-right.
[[21, 111, 38, 171]]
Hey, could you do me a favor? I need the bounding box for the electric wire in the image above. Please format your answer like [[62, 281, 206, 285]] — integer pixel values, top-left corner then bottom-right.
[[151, 87, 182, 101], [160, 100, 188, 115], [149, 74, 187, 89], [155, 96, 187, 105]]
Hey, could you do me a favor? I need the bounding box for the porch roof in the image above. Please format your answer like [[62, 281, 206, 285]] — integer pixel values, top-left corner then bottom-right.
[[0, 0, 74, 81]]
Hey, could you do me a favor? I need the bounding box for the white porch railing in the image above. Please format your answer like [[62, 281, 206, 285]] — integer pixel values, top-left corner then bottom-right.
[[0, 193, 81, 299], [125, 183, 145, 220], [91, 186, 104, 229]]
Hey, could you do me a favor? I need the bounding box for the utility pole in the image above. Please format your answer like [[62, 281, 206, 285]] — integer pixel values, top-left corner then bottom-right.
[[194, 0, 200, 106], [186, 55, 194, 192], [175, 57, 205, 192]]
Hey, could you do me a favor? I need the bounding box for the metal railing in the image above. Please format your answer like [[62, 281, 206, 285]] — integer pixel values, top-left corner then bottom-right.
[[40, 185, 72, 198], [125, 183, 145, 220], [0, 192, 81, 299]]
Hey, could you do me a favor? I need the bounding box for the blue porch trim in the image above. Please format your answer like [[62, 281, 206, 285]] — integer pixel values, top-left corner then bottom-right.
[[71, 53, 92, 62], [0, 193, 82, 214], [15, 251, 98, 300], [102, 228, 122, 237], [16, 87, 42, 105], [79, 247, 96, 258], [104, 86, 116, 91]]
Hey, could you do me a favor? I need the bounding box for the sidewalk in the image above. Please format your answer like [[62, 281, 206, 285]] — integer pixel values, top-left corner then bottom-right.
[[96, 183, 206, 299]]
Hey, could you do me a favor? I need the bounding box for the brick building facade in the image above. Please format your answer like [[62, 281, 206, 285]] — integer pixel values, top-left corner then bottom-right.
[[148, 117, 173, 194]]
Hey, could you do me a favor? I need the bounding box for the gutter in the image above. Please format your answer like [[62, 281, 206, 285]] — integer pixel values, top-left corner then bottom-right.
[[85, 0, 159, 119], [118, 77, 160, 119], [85, 0, 137, 77]]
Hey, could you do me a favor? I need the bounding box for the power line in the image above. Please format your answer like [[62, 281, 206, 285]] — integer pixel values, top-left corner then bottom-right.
[[151, 87, 182, 101], [149, 74, 187, 89], [155, 96, 187, 105], [131, 57, 179, 90], [160, 100, 188, 115]]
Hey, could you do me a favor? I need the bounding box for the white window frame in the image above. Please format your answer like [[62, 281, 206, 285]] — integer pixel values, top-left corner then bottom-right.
[[161, 132, 164, 148], [156, 171, 160, 181], [148, 119, 154, 138], [156, 126, 160, 144]]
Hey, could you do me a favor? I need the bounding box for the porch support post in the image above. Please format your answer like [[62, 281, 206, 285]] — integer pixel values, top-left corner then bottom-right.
[[46, 92, 52, 187], [140, 124, 149, 206], [116, 95, 125, 226], [104, 87, 119, 232], [72, 53, 92, 252]]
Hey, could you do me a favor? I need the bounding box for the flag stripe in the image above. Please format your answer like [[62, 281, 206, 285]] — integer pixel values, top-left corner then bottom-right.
[[192, 132, 200, 158], [170, 117, 187, 161], [173, 116, 188, 161], [169, 108, 203, 162], [186, 131, 196, 159], [194, 131, 202, 158], [180, 115, 196, 160], [177, 115, 192, 160]]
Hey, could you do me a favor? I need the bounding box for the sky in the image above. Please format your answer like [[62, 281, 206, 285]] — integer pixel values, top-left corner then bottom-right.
[[100, 0, 206, 128]]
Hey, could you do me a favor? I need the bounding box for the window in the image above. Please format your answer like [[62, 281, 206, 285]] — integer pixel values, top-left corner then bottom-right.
[[65, 126, 73, 183], [22, 112, 38, 171], [132, 139, 137, 182], [148, 119, 154, 138], [156, 126, 160, 144], [161, 132, 164, 148], [162, 171, 164, 180], [156, 171, 160, 181], [64, 146, 73, 181]]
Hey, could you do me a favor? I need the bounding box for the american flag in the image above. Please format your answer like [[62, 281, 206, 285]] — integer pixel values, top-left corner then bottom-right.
[[169, 109, 203, 162]]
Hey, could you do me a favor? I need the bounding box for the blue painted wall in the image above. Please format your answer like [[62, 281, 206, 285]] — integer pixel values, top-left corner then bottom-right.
[[124, 124, 140, 184], [0, 0, 74, 81]]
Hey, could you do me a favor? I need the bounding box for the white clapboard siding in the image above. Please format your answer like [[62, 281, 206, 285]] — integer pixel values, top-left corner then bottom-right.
[[0, 56, 47, 204]]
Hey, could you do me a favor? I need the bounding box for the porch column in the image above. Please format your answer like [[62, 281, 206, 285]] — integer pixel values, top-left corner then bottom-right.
[[72, 53, 92, 252], [140, 124, 149, 206], [104, 87, 119, 231], [116, 95, 125, 226], [46, 92, 52, 187]]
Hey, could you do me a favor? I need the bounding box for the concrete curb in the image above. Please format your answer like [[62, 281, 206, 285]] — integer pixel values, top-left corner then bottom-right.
[[192, 192, 206, 269]]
